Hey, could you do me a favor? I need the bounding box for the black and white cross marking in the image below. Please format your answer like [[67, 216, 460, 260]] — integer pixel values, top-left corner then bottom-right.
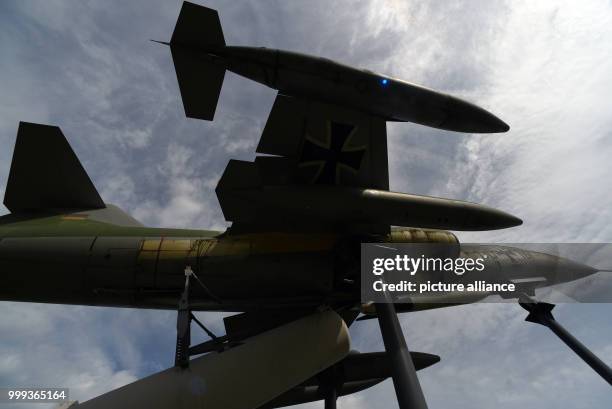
[[298, 121, 366, 184]]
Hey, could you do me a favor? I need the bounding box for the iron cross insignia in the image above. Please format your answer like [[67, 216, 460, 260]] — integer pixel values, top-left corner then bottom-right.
[[298, 121, 366, 184]]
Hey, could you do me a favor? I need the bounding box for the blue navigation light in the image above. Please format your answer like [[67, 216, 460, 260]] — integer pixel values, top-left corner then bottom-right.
[[380, 78, 389, 86]]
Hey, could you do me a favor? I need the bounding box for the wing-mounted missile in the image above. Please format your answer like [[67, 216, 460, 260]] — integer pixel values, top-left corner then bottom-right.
[[262, 350, 440, 409], [165, 2, 509, 133], [216, 162, 521, 232], [215, 95, 521, 233]]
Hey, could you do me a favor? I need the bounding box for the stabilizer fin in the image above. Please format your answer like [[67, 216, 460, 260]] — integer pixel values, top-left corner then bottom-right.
[[171, 2, 225, 48], [4, 122, 105, 213], [170, 2, 226, 120]]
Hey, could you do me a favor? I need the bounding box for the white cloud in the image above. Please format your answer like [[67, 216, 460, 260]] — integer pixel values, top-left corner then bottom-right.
[[130, 142, 227, 229], [451, 0, 612, 243]]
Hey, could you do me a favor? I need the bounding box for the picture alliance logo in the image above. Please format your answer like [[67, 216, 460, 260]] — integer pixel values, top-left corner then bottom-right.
[[371, 254, 488, 276]]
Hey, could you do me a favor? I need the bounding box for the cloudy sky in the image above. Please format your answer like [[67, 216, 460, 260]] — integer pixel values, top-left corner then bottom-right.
[[1, 0, 611, 408]]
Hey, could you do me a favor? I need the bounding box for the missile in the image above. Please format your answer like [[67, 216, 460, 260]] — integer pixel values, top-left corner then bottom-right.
[[162, 2, 509, 133], [216, 181, 523, 231], [460, 245, 600, 294], [262, 350, 440, 408]]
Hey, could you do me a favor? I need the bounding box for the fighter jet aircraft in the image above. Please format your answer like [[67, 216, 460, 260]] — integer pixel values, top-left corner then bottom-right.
[[1, 2, 610, 409]]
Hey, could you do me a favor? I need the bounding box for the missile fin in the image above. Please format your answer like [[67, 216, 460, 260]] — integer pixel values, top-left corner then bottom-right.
[[171, 2, 225, 47], [169, 2, 226, 120], [170, 46, 225, 120], [4, 122, 105, 213]]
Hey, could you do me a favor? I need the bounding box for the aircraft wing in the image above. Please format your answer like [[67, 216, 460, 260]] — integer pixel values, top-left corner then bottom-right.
[[66, 311, 350, 409], [256, 94, 389, 190], [216, 93, 390, 234]]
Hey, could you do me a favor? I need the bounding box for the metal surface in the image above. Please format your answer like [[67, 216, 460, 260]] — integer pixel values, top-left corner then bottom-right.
[[174, 271, 192, 368], [323, 388, 336, 409], [376, 293, 429, 409]]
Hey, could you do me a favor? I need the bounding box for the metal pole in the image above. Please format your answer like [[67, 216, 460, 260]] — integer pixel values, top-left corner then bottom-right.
[[175, 269, 192, 368], [520, 301, 612, 386], [376, 299, 429, 409], [319, 364, 338, 409], [323, 387, 337, 409]]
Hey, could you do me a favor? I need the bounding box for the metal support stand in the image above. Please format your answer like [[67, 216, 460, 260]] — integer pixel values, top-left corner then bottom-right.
[[174, 267, 193, 368], [375, 296, 429, 409], [319, 366, 339, 409], [520, 298, 612, 386], [174, 266, 225, 368], [323, 388, 337, 409]]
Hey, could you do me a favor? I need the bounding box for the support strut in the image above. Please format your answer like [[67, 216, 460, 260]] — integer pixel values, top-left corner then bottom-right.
[[375, 298, 429, 409], [174, 268, 192, 368], [323, 388, 337, 409], [319, 365, 339, 409], [520, 299, 612, 386], [174, 266, 225, 368]]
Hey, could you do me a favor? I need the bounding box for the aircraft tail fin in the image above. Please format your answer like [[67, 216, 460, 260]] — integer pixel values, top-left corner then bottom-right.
[[3, 122, 106, 213], [169, 2, 226, 120]]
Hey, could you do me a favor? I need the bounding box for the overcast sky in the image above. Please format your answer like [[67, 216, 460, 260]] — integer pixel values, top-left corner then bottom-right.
[[0, 0, 611, 408]]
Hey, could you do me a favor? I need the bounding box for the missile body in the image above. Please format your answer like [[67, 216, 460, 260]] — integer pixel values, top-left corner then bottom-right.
[[462, 245, 599, 285], [173, 44, 509, 133], [363, 241, 601, 304], [452, 245, 600, 299], [224, 46, 508, 132], [216, 184, 523, 231]]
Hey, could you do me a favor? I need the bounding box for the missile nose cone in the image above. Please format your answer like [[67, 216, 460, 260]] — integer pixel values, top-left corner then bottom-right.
[[481, 111, 510, 133], [464, 205, 523, 230], [555, 257, 599, 281], [516, 250, 598, 285], [502, 212, 523, 228], [441, 96, 510, 133]]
